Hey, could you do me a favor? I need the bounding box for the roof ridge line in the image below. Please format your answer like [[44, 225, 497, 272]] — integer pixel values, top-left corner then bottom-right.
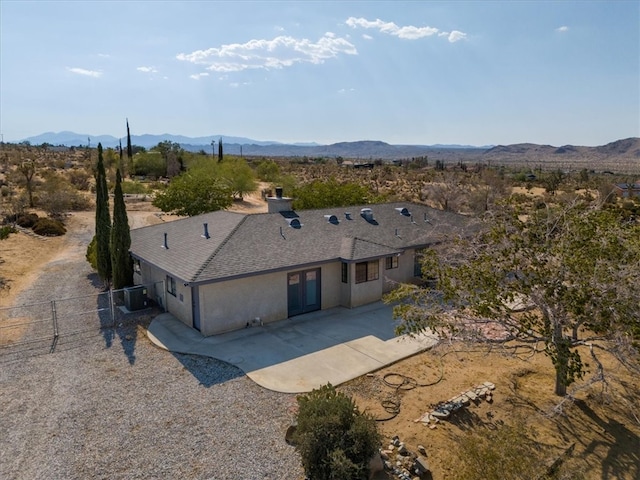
[[190, 214, 249, 282]]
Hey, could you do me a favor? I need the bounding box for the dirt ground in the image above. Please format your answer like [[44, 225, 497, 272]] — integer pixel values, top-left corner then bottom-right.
[[2, 195, 639, 480]]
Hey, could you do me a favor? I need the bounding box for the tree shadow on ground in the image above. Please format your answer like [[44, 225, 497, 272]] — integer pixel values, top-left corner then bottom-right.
[[171, 351, 244, 388], [569, 399, 640, 480]]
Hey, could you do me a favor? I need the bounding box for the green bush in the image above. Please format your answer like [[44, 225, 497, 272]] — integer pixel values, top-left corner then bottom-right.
[[32, 218, 66, 236], [293, 383, 381, 480], [17, 213, 39, 228], [86, 235, 97, 270], [0, 225, 16, 240]]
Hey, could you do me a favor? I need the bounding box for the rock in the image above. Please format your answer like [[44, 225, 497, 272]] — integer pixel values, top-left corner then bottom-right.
[[388, 444, 395, 451], [125, 334, 133, 341], [398, 443, 408, 455], [431, 409, 450, 419], [384, 460, 393, 471], [417, 445, 427, 456], [484, 381, 496, 390], [392, 436, 401, 447], [414, 455, 430, 475]]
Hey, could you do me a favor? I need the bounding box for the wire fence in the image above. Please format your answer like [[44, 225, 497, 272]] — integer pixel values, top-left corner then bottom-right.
[[0, 281, 165, 361]]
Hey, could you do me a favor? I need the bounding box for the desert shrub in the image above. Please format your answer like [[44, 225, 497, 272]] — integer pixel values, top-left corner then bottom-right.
[[120, 180, 148, 195], [17, 213, 39, 228], [293, 383, 381, 480], [32, 218, 66, 236], [86, 235, 97, 270], [0, 225, 16, 240]]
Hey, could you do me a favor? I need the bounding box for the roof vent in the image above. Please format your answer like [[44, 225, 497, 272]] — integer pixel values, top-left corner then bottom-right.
[[202, 223, 210, 239], [360, 208, 374, 222], [345, 212, 352, 220], [287, 218, 302, 229], [424, 213, 432, 224], [275, 186, 283, 198], [395, 207, 410, 216], [324, 214, 339, 225], [162, 232, 168, 249]]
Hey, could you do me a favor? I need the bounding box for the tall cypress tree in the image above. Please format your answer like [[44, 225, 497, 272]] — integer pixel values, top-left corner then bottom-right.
[[126, 118, 133, 175], [95, 143, 112, 286], [218, 137, 223, 162], [110, 169, 133, 289], [119, 138, 124, 176]]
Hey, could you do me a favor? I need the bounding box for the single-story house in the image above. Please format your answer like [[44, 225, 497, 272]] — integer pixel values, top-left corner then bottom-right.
[[129, 193, 477, 336], [613, 181, 640, 198]]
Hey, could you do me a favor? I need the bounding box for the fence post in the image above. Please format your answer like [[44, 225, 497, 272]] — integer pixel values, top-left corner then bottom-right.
[[51, 300, 58, 338], [50, 300, 58, 353], [109, 289, 116, 328]]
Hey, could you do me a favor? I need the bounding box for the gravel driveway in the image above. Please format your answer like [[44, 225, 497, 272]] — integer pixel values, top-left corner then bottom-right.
[[0, 212, 303, 479]]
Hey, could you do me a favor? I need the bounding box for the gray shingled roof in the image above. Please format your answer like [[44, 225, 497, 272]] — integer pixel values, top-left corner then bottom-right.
[[130, 202, 477, 284]]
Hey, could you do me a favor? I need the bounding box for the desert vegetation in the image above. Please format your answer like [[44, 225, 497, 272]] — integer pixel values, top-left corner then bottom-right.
[[1, 139, 638, 479]]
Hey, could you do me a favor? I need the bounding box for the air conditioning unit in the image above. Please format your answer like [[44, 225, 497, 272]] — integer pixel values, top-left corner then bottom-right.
[[124, 285, 148, 311]]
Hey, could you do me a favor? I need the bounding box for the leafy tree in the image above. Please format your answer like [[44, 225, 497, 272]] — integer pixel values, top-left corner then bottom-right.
[[133, 152, 166, 178], [219, 158, 257, 200], [387, 199, 640, 396], [152, 141, 184, 178], [292, 177, 379, 210], [256, 160, 281, 182], [17, 160, 37, 208], [110, 169, 133, 289], [94, 143, 112, 286], [152, 169, 233, 216], [293, 384, 381, 480]]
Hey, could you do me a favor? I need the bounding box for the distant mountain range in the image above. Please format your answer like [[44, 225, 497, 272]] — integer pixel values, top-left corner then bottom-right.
[[16, 132, 640, 172], [20, 131, 491, 158]]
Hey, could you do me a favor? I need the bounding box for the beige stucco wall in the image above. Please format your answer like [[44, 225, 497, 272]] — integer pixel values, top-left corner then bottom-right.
[[320, 262, 342, 310], [198, 271, 287, 336], [136, 261, 192, 327], [350, 259, 384, 307], [382, 251, 415, 293]]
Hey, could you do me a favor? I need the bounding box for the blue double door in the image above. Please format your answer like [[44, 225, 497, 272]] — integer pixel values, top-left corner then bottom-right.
[[287, 268, 321, 317]]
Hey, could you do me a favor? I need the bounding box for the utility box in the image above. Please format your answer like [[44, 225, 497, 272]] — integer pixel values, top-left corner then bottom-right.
[[124, 285, 148, 311]]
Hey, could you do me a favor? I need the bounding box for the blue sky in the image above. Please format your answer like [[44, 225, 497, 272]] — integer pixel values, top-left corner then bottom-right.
[[1, 1, 638, 146]]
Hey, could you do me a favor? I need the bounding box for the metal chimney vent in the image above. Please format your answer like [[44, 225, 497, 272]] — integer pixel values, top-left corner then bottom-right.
[[162, 232, 168, 249], [360, 208, 374, 222], [202, 223, 210, 239], [324, 214, 339, 224], [345, 212, 352, 220]]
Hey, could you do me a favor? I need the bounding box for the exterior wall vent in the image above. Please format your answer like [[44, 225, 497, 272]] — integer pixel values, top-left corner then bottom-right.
[[324, 214, 339, 224], [395, 207, 410, 216], [202, 223, 210, 239]]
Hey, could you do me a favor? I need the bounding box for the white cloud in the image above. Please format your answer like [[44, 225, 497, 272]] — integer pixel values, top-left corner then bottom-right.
[[137, 66, 158, 73], [189, 72, 210, 80], [97, 53, 110, 58], [556, 25, 569, 33], [346, 16, 466, 42], [362, 34, 373, 40], [338, 88, 355, 94], [229, 81, 251, 88], [176, 33, 357, 73], [447, 30, 467, 43], [66, 67, 102, 78]]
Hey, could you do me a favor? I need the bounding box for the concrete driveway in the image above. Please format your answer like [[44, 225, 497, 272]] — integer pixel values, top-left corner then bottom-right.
[[147, 301, 438, 393]]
